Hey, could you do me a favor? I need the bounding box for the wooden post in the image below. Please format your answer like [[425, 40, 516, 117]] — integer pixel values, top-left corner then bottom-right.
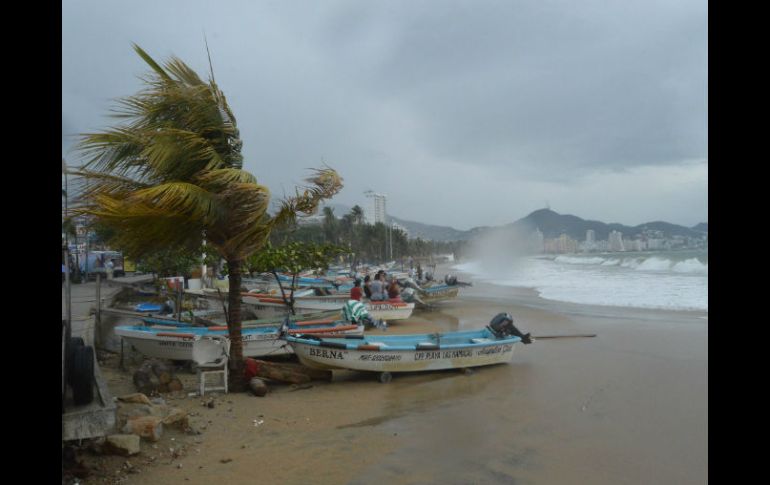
[[119, 338, 125, 371], [176, 280, 182, 323]]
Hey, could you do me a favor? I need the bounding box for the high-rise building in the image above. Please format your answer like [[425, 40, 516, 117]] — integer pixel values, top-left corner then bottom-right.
[[608, 230, 625, 252], [586, 229, 595, 244], [391, 221, 409, 237], [530, 228, 544, 253], [364, 191, 387, 225]]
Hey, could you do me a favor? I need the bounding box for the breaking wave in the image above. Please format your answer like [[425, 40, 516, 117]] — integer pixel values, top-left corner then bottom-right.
[[454, 251, 708, 311], [553, 255, 707, 275]]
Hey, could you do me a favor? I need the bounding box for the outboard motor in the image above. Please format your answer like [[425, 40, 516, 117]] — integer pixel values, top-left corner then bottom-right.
[[488, 313, 532, 344], [400, 277, 423, 292], [444, 274, 458, 286], [400, 287, 426, 306], [425, 271, 434, 282]]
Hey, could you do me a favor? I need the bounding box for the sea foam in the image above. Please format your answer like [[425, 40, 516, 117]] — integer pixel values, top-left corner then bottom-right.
[[453, 253, 708, 311]]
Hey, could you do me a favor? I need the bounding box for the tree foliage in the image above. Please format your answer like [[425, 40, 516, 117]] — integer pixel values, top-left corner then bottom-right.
[[246, 241, 350, 313], [71, 44, 343, 388]]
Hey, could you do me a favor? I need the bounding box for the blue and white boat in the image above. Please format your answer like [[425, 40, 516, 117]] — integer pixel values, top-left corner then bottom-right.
[[285, 313, 532, 382], [115, 317, 363, 361]]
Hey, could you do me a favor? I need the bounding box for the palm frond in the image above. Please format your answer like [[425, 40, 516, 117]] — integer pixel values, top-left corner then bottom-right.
[[132, 43, 172, 82]]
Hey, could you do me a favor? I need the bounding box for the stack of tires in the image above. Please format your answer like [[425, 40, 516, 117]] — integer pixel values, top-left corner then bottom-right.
[[63, 327, 95, 410]]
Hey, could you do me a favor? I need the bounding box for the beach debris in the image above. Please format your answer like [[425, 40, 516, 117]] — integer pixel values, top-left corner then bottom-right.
[[249, 377, 269, 396], [161, 407, 189, 429], [115, 398, 189, 434], [103, 434, 141, 456], [122, 415, 164, 442], [245, 358, 330, 384], [117, 393, 153, 405], [220, 458, 233, 464], [253, 419, 264, 427], [133, 359, 185, 394]]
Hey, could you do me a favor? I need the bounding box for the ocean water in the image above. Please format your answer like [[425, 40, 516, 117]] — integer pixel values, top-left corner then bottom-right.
[[452, 250, 708, 311]]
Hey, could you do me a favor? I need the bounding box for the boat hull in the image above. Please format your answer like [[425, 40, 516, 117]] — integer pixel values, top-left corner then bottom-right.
[[116, 323, 363, 360], [117, 327, 292, 360], [244, 296, 415, 321], [287, 329, 519, 373], [419, 285, 460, 303]]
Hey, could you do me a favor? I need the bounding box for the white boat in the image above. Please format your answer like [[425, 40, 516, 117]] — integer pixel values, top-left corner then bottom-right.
[[243, 294, 415, 321], [285, 313, 532, 382], [115, 318, 363, 360], [362, 300, 415, 320]]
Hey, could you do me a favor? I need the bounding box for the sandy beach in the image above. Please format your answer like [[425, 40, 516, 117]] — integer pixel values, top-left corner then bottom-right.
[[79, 264, 707, 484]]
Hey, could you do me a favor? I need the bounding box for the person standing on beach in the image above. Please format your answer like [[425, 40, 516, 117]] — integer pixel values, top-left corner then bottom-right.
[[106, 258, 115, 279], [387, 277, 401, 300], [370, 271, 387, 301], [363, 274, 372, 300], [350, 279, 363, 301]]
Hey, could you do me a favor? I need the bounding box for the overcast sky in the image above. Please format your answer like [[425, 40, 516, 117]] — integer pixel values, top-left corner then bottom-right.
[[62, 0, 707, 230]]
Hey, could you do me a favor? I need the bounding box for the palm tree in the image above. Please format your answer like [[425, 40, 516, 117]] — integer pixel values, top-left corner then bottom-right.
[[72, 45, 342, 388], [322, 206, 337, 244], [350, 205, 364, 225]]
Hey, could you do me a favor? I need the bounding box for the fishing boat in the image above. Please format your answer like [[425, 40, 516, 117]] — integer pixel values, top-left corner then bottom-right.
[[115, 317, 363, 360], [243, 294, 415, 321], [138, 308, 342, 328], [285, 313, 532, 382], [417, 284, 460, 303]]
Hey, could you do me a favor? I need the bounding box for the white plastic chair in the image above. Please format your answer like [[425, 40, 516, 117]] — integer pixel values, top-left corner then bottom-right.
[[192, 336, 230, 396]]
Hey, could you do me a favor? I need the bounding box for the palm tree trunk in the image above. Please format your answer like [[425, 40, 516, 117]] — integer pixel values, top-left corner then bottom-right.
[[226, 259, 246, 391]]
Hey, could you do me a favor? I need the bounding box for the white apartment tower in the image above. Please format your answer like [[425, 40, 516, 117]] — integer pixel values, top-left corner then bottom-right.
[[364, 191, 387, 225], [608, 230, 625, 252], [586, 229, 595, 244]]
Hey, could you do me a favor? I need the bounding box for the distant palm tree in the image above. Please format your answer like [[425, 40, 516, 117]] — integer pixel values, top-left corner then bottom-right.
[[322, 206, 337, 243], [72, 45, 342, 387], [351, 205, 364, 225]]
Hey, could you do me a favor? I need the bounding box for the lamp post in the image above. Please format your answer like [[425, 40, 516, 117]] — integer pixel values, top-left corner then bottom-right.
[[62, 158, 72, 329]]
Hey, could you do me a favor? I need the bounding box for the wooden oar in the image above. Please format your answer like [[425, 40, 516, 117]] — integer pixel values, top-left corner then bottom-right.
[[532, 334, 597, 339]]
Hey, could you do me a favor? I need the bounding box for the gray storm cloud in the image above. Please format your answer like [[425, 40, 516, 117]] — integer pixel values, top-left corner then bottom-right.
[[62, 0, 707, 229]]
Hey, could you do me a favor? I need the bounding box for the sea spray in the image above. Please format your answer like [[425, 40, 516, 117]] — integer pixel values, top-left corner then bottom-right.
[[453, 250, 708, 311]]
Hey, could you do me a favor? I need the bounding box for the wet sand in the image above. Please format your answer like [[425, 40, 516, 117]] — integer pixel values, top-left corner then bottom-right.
[[96, 265, 707, 485]]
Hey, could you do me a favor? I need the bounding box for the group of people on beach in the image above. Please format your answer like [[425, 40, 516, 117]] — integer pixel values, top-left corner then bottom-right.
[[350, 270, 401, 302]]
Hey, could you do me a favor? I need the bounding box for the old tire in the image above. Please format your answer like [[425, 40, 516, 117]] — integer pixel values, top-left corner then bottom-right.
[[66, 337, 85, 385], [71, 345, 95, 406]]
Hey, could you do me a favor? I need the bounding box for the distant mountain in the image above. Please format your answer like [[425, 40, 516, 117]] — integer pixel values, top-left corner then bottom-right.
[[389, 216, 472, 242], [317, 203, 703, 242], [692, 222, 708, 233], [509, 209, 705, 241]]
